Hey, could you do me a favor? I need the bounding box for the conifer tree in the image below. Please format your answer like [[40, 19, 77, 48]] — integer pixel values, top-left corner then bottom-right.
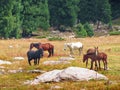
[[22, 0, 50, 37], [48, 0, 80, 29]]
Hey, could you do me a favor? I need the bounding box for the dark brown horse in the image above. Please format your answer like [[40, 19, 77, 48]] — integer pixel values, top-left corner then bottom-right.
[[83, 52, 108, 70], [86, 47, 99, 55], [30, 42, 54, 57]]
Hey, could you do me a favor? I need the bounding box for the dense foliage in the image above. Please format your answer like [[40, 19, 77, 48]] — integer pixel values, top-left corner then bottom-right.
[[21, 0, 50, 37], [84, 23, 94, 37], [74, 23, 87, 38], [0, 0, 119, 38]]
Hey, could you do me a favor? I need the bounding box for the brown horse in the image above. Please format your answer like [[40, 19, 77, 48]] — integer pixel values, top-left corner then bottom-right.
[[30, 42, 54, 57], [83, 52, 108, 70], [86, 47, 99, 55], [83, 47, 99, 69]]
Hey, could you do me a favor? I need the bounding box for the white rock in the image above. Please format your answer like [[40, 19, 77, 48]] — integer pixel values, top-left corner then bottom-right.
[[0, 60, 12, 65], [43, 60, 70, 65], [24, 67, 108, 85], [13, 57, 24, 60], [59, 57, 75, 61]]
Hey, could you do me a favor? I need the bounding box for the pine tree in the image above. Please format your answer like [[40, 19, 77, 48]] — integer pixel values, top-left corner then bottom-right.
[[22, 0, 50, 37], [10, 0, 23, 38], [78, 0, 111, 27], [0, 0, 13, 38], [48, 0, 80, 29], [0, 0, 22, 38]]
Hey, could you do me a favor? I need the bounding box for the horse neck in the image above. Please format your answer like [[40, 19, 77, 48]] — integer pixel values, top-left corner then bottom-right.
[[94, 47, 99, 56]]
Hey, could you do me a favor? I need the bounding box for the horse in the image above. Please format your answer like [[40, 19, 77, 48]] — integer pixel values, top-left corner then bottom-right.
[[83, 52, 108, 70], [27, 48, 43, 65], [30, 42, 54, 57], [64, 42, 83, 56], [84, 47, 99, 67], [87, 47, 99, 55]]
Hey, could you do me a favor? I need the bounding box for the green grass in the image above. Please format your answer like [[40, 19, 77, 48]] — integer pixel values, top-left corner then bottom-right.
[[0, 36, 120, 90], [109, 31, 120, 35]]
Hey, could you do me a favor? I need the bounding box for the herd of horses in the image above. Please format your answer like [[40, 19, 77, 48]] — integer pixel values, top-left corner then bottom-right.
[[27, 42, 108, 71]]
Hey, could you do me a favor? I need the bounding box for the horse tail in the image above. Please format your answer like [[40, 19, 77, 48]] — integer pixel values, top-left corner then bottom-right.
[[52, 46, 54, 56]]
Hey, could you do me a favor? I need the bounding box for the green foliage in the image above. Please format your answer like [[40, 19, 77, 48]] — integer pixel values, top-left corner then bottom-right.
[[22, 0, 50, 37], [109, 0, 120, 19], [0, 0, 22, 38], [109, 31, 120, 35], [48, 37, 65, 41], [78, 0, 111, 25], [97, 0, 111, 24], [84, 23, 94, 37], [74, 23, 87, 38], [48, 0, 80, 28]]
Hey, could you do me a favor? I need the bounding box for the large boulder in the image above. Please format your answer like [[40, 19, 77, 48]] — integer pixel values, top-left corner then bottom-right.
[[24, 67, 108, 85]]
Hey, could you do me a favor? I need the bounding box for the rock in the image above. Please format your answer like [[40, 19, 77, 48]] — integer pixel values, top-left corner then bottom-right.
[[27, 70, 46, 73], [8, 69, 23, 74], [59, 57, 75, 61], [24, 67, 108, 85], [43, 60, 70, 65], [0, 60, 12, 65], [13, 57, 24, 60]]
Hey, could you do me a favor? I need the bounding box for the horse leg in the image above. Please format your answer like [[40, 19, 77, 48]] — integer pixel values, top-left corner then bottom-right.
[[98, 60, 101, 70], [28, 60, 31, 66], [48, 50, 51, 57], [38, 58, 40, 65], [90, 60, 93, 70], [70, 49, 73, 55], [79, 48, 82, 55], [51, 48, 54, 56], [34, 59, 37, 65], [105, 60, 108, 70], [86, 59, 88, 67], [95, 60, 98, 71]]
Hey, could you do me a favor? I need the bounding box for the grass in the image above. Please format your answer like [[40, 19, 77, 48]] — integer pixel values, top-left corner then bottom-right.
[[109, 31, 120, 35], [0, 36, 120, 90]]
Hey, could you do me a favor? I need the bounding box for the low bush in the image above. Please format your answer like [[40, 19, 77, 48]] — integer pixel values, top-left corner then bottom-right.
[[109, 31, 120, 35], [73, 23, 87, 38], [48, 37, 65, 41], [84, 23, 94, 37]]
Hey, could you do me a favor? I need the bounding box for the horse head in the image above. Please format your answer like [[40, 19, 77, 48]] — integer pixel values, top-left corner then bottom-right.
[[30, 43, 34, 50], [30, 42, 41, 50], [64, 43, 71, 51], [83, 54, 88, 63], [94, 46, 99, 56]]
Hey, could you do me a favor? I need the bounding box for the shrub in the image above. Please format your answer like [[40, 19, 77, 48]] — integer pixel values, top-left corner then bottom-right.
[[109, 31, 120, 35], [48, 37, 65, 41], [73, 23, 87, 38], [84, 23, 94, 37]]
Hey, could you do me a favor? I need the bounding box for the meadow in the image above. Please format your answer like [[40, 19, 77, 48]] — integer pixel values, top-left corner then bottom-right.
[[0, 35, 120, 90]]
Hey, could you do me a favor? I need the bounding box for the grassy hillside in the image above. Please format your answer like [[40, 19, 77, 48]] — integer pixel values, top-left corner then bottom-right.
[[0, 36, 120, 90]]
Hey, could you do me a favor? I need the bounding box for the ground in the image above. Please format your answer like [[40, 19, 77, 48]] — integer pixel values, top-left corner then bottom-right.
[[0, 35, 120, 90]]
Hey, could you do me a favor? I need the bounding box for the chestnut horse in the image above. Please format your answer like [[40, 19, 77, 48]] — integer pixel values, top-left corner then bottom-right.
[[83, 47, 99, 69], [30, 42, 54, 57], [83, 52, 108, 70]]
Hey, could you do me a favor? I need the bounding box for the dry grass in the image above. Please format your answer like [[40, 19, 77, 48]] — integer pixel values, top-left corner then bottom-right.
[[0, 36, 120, 90]]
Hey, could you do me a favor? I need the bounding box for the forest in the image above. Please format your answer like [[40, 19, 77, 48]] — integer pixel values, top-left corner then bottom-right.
[[0, 0, 119, 38]]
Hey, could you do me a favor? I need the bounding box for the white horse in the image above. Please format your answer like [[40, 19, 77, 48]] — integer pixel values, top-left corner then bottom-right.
[[64, 42, 83, 56]]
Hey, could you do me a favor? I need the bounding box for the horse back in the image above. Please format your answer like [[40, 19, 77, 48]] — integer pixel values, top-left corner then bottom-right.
[[98, 52, 107, 59], [87, 49, 95, 55], [41, 43, 54, 50]]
